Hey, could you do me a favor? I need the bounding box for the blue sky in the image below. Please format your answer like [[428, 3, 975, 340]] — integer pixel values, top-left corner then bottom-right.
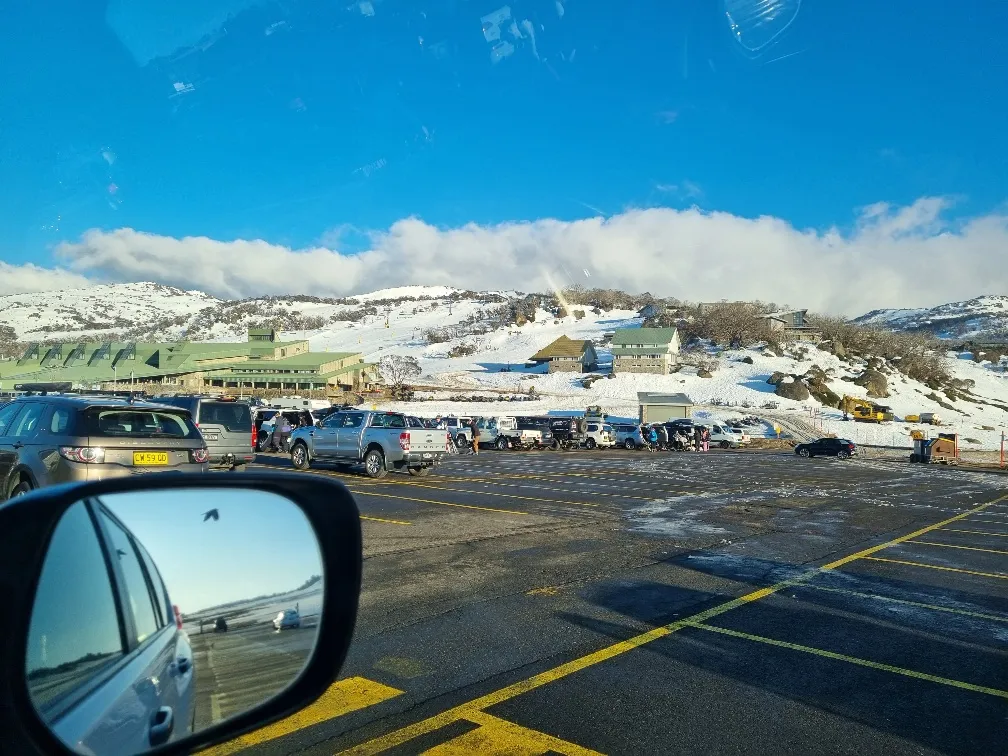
[[1, 1, 1006, 309], [101, 488, 322, 613]]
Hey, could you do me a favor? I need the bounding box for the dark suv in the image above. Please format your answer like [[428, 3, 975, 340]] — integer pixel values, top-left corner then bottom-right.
[[0, 396, 208, 501], [153, 396, 254, 470], [794, 437, 857, 459]]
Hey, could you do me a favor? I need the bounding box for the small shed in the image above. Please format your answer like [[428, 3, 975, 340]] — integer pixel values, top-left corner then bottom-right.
[[638, 392, 693, 423], [529, 335, 598, 373]]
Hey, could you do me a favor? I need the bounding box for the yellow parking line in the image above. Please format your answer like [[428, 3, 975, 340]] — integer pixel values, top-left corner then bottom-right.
[[799, 583, 1008, 623], [347, 488, 529, 516], [861, 556, 1008, 580], [941, 528, 1008, 538], [360, 515, 412, 526], [198, 677, 403, 755], [909, 540, 1008, 556], [339, 493, 1006, 755], [683, 622, 1008, 699]]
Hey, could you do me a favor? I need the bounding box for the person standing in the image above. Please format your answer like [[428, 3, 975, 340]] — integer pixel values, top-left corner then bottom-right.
[[702, 426, 711, 452], [470, 417, 480, 455], [693, 424, 702, 452]]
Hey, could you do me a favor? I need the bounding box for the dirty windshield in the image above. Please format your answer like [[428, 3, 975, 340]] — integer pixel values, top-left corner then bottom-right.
[[3, 1, 1008, 755]]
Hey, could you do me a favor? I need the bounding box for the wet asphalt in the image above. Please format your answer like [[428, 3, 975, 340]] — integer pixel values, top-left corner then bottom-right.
[[200, 448, 1007, 756]]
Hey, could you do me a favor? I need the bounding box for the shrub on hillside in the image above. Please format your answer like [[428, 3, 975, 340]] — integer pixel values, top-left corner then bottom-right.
[[447, 342, 478, 358]]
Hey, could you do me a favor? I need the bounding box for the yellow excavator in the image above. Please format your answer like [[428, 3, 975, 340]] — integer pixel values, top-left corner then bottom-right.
[[841, 395, 895, 423]]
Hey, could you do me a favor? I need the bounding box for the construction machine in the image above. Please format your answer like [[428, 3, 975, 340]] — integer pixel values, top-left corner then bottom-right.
[[905, 413, 942, 425], [841, 395, 895, 423], [910, 433, 959, 464]]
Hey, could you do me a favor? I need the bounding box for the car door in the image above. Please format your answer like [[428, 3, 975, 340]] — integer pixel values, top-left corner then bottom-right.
[[80, 507, 184, 752], [312, 412, 342, 457], [0, 401, 28, 496], [336, 411, 367, 459]]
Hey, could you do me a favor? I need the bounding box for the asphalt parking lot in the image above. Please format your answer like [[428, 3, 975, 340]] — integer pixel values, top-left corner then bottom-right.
[[200, 448, 1007, 755]]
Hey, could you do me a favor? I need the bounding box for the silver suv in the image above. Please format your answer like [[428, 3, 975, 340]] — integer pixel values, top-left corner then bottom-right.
[[153, 396, 254, 470], [0, 395, 208, 501]]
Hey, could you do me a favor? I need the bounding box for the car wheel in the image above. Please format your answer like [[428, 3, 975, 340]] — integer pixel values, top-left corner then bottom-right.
[[496, 436, 508, 450], [408, 465, 431, 476], [585, 438, 596, 450], [720, 440, 730, 449], [837, 450, 850, 459], [909, 453, 920, 463], [364, 448, 387, 479], [291, 442, 310, 470], [624, 438, 636, 450], [551, 438, 561, 450], [10, 480, 32, 498], [798, 448, 810, 458]]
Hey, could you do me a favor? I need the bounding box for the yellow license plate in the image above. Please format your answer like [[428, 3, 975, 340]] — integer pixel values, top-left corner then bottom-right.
[[133, 452, 169, 466]]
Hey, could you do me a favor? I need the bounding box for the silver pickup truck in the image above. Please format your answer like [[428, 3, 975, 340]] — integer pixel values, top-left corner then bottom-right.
[[289, 409, 447, 477]]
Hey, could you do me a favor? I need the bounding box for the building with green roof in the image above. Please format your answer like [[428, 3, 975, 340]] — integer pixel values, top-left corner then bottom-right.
[[610, 327, 681, 375], [0, 328, 374, 396]]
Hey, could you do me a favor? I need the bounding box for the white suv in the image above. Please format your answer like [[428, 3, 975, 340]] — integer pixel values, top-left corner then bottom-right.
[[273, 608, 301, 630], [583, 422, 616, 449]]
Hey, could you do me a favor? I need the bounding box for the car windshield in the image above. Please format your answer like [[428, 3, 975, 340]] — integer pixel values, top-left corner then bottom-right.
[[5, 3, 1007, 754]]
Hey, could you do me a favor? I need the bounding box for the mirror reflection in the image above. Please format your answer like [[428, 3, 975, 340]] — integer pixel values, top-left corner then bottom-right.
[[25, 488, 323, 754]]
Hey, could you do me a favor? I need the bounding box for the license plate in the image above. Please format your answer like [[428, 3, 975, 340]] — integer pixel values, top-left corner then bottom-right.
[[133, 452, 169, 466], [422, 452, 432, 459], [203, 433, 219, 441]]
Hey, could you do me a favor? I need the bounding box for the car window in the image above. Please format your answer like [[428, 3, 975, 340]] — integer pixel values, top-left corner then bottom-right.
[[386, 414, 406, 429], [99, 512, 161, 644], [320, 413, 342, 428], [342, 412, 365, 428], [11, 402, 46, 438], [26, 503, 124, 711], [587, 424, 599, 432], [200, 401, 252, 432], [0, 402, 26, 435], [49, 407, 72, 435], [133, 539, 169, 628], [84, 409, 200, 439]]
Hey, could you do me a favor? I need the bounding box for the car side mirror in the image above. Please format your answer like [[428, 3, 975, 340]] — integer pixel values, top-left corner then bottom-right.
[[0, 473, 362, 756]]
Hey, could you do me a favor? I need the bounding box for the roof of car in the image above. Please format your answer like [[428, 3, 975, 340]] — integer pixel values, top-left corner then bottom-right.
[[13, 395, 194, 412]]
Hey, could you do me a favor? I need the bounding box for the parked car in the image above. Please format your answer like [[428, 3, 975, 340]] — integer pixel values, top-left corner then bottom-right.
[[727, 426, 751, 445], [612, 423, 647, 449], [0, 396, 208, 501], [26, 498, 194, 750], [503, 417, 554, 449], [442, 416, 474, 448], [273, 608, 301, 630], [794, 438, 857, 459], [289, 409, 447, 477], [153, 395, 254, 470], [214, 617, 229, 633], [257, 409, 316, 452], [582, 421, 616, 449], [703, 422, 743, 449]]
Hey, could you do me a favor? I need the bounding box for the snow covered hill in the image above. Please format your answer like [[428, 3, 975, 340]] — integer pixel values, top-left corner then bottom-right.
[[854, 295, 1008, 340], [0, 283, 1005, 449]]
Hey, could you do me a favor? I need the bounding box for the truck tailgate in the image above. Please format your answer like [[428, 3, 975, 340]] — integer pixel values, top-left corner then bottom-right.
[[407, 429, 445, 452]]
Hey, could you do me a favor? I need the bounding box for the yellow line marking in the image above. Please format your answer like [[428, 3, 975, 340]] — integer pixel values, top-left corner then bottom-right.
[[340, 493, 1006, 755], [526, 585, 561, 596], [799, 583, 1008, 623], [347, 488, 528, 516], [198, 677, 403, 756], [861, 556, 1008, 580], [683, 622, 1008, 699], [384, 479, 605, 510], [360, 515, 412, 526], [941, 528, 1008, 538], [425, 710, 603, 755], [909, 540, 1008, 556]]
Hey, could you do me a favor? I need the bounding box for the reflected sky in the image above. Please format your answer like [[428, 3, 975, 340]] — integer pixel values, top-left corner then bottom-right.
[[99, 488, 322, 614]]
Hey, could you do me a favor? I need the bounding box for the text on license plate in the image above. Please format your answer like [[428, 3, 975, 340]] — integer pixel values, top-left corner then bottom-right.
[[422, 452, 432, 459], [203, 433, 219, 441], [134, 452, 169, 466]]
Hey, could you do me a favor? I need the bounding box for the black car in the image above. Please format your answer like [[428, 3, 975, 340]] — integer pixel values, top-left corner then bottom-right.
[[214, 617, 229, 633], [794, 438, 856, 459]]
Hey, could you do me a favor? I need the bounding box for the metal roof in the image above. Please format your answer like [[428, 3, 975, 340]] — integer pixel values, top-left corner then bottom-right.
[[611, 327, 678, 347], [530, 336, 593, 360], [637, 392, 693, 406]]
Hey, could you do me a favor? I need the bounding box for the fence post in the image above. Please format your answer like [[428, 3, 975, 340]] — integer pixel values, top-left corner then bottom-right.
[[1002, 431, 1005, 468]]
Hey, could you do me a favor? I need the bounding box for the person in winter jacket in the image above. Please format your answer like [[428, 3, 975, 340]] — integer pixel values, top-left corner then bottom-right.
[[647, 425, 659, 451], [656, 424, 669, 451], [470, 417, 480, 455]]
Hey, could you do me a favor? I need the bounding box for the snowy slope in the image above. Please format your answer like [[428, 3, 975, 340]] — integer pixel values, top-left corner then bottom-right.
[[0, 283, 220, 340], [1, 283, 1005, 447], [854, 295, 1008, 340]]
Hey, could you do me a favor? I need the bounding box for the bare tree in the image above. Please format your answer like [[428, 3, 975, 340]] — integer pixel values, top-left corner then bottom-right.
[[0, 325, 20, 360], [378, 354, 421, 395]]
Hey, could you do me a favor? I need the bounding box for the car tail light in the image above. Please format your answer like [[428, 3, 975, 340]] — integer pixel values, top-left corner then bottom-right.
[[173, 604, 183, 630], [251, 421, 257, 450], [59, 446, 105, 463], [399, 432, 410, 451], [190, 447, 209, 464]]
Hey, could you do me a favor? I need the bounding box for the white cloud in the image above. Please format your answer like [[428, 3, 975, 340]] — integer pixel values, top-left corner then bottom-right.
[[39, 197, 1008, 314], [0, 261, 93, 296]]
